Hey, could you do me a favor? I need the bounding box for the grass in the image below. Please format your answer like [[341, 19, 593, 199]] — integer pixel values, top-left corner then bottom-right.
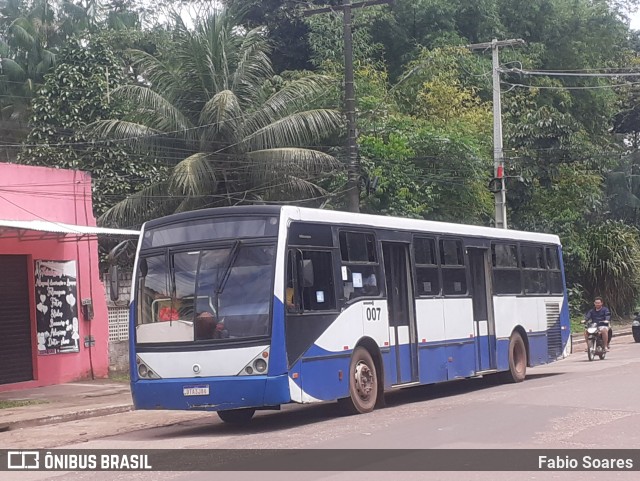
[[570, 317, 584, 334], [0, 399, 48, 410], [108, 371, 130, 383]]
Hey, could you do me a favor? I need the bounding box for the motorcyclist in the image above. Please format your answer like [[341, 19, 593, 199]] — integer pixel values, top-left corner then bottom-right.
[[582, 297, 611, 351]]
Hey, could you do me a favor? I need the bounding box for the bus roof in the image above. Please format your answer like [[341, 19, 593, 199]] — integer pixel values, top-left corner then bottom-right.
[[281, 206, 561, 245], [141, 205, 560, 245]]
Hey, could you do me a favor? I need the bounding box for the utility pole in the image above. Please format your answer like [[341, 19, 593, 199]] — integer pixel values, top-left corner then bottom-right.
[[304, 0, 393, 213], [468, 38, 525, 229]]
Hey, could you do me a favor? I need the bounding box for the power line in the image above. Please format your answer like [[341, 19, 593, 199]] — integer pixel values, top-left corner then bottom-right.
[[501, 80, 640, 90], [503, 68, 640, 78]]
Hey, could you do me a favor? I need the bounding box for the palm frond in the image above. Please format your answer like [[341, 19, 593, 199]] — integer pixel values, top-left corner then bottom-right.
[[88, 119, 160, 139], [98, 181, 180, 228], [246, 147, 342, 174], [169, 152, 218, 197], [126, 49, 184, 101], [0, 58, 26, 81], [39, 49, 55, 71], [247, 148, 341, 184], [9, 20, 35, 50], [86, 119, 167, 153], [112, 85, 196, 139], [199, 89, 242, 141], [262, 174, 330, 202], [246, 75, 337, 132], [244, 109, 344, 150], [231, 27, 273, 103]]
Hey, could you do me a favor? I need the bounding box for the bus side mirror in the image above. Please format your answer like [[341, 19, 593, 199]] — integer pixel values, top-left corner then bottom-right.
[[109, 265, 120, 302], [302, 259, 314, 287]]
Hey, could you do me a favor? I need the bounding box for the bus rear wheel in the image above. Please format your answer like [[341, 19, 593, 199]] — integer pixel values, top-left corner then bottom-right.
[[217, 408, 255, 424], [500, 331, 527, 383], [340, 347, 378, 415]]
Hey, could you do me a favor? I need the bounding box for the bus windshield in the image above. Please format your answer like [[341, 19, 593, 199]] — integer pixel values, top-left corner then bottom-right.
[[136, 244, 276, 344]]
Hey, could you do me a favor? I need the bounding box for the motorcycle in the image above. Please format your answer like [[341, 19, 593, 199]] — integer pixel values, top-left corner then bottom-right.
[[633, 312, 640, 343], [583, 321, 607, 361]]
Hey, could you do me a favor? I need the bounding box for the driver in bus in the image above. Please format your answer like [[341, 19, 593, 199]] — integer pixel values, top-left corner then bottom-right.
[[195, 311, 227, 340]]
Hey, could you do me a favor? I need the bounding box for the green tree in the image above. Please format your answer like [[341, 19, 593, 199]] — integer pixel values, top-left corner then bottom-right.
[[91, 8, 344, 227], [578, 220, 640, 316], [18, 36, 166, 217], [0, 0, 59, 121]]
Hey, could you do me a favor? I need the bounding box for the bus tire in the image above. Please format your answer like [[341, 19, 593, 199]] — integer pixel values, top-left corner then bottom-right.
[[500, 331, 527, 383], [340, 347, 378, 415], [217, 408, 255, 424]]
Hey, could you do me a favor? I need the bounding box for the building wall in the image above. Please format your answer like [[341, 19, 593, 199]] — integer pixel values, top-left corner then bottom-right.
[[105, 271, 133, 373], [0, 164, 109, 392]]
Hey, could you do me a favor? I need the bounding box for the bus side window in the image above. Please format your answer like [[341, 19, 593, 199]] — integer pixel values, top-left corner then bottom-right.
[[440, 239, 467, 295], [339, 231, 380, 301], [287, 250, 336, 312], [546, 246, 563, 294], [492, 243, 521, 295], [286, 251, 298, 312], [414, 237, 440, 296]]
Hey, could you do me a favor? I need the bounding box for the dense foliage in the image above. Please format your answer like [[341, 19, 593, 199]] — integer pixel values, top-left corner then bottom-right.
[[4, 0, 640, 310]]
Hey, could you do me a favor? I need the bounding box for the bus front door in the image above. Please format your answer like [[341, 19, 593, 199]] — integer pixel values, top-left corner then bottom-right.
[[468, 248, 497, 372], [382, 242, 418, 385]]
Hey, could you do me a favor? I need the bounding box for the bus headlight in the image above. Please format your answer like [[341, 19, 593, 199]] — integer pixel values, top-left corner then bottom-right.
[[238, 348, 270, 375], [135, 355, 162, 379], [254, 358, 267, 373]]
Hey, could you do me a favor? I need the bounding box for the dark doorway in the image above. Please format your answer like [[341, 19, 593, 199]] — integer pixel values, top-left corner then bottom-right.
[[468, 248, 496, 371], [0, 255, 34, 384], [382, 242, 418, 384]]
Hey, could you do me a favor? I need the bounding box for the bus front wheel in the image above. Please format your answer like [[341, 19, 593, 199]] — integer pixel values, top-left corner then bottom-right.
[[217, 408, 255, 424], [340, 347, 378, 415]]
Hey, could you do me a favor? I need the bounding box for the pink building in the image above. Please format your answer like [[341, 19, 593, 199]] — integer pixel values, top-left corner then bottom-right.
[[0, 163, 137, 392]]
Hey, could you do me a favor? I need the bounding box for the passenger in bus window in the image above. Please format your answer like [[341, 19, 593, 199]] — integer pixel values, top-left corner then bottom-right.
[[286, 283, 295, 310], [363, 273, 378, 295], [195, 311, 218, 340]]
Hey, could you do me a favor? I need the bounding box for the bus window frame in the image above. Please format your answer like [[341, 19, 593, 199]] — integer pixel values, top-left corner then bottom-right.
[[438, 236, 469, 297], [336, 228, 383, 305], [285, 247, 340, 315], [545, 244, 564, 295], [134, 239, 277, 347], [412, 235, 442, 298], [520, 243, 549, 296], [491, 241, 523, 296]]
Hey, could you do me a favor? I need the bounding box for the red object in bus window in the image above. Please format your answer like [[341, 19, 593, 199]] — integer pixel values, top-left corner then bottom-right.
[[158, 306, 180, 321]]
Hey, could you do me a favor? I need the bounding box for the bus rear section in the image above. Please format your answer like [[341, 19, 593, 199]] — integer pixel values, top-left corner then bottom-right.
[[129, 208, 292, 420]]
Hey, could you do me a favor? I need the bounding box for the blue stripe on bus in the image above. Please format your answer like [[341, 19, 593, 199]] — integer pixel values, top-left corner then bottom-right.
[[300, 355, 351, 401], [295, 330, 552, 401], [129, 301, 138, 383], [131, 374, 290, 411], [269, 296, 288, 376]]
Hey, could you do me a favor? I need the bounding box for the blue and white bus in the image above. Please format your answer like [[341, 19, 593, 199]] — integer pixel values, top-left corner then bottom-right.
[[128, 206, 570, 423]]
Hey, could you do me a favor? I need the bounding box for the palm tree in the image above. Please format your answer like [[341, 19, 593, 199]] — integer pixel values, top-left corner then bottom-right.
[[0, 0, 58, 121], [92, 8, 344, 227]]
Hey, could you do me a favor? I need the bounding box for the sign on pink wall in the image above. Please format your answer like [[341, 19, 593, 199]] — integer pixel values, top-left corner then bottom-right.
[[34, 260, 80, 354]]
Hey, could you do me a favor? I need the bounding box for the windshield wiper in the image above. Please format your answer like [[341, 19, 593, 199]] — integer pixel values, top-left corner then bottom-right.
[[212, 240, 241, 317], [216, 240, 241, 295]]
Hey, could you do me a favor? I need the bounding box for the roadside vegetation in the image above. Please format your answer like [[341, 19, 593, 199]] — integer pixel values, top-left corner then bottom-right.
[[3, 0, 640, 312]]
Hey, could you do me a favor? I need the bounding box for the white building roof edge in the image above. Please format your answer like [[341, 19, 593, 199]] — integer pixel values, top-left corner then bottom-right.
[[0, 219, 140, 236]]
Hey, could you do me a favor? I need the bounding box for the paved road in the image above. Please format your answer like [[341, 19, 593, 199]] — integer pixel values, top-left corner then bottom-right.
[[5, 336, 640, 481]]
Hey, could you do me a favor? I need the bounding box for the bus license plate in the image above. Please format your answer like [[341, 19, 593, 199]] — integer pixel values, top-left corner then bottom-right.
[[183, 385, 209, 396]]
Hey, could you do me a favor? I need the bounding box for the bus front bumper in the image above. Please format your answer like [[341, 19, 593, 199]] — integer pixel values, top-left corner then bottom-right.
[[131, 374, 291, 411]]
